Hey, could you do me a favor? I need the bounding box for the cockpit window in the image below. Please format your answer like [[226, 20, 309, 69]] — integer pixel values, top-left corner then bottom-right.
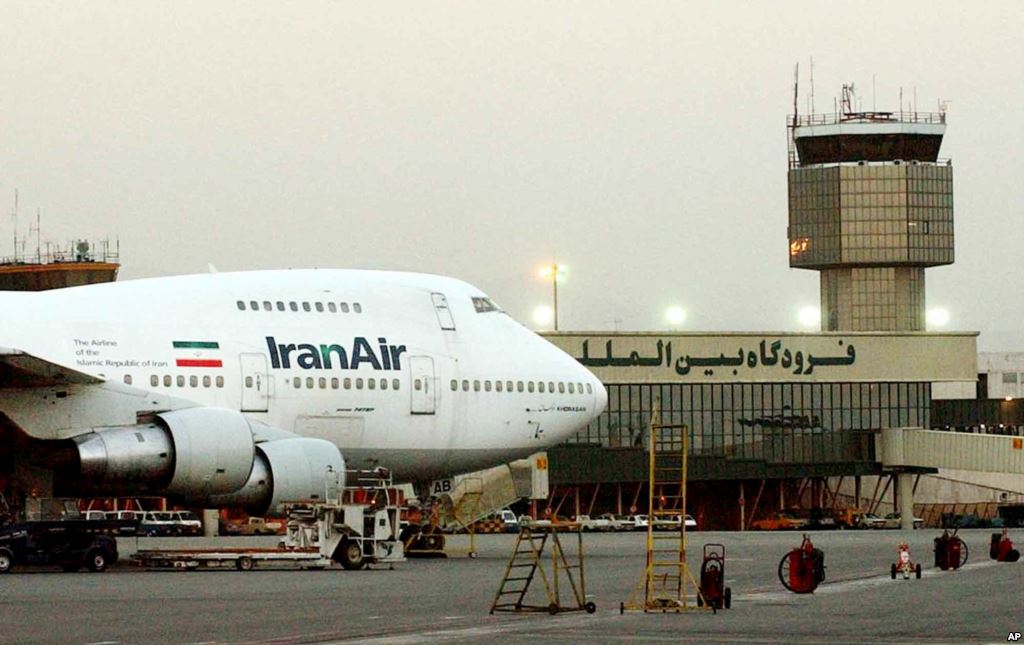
[[472, 296, 502, 313]]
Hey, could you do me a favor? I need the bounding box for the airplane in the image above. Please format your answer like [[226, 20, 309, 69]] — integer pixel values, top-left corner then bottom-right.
[[0, 269, 607, 520]]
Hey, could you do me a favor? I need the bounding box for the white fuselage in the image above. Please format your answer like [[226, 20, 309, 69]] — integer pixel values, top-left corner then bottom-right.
[[0, 269, 606, 481]]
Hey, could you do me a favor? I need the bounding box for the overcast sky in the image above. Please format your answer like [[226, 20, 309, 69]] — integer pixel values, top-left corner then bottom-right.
[[0, 2, 1020, 350]]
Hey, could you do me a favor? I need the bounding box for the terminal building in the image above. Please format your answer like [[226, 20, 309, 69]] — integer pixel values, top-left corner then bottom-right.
[[536, 88, 1022, 529]]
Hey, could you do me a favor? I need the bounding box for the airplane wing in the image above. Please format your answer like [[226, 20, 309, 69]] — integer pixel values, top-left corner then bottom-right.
[[0, 346, 104, 387]]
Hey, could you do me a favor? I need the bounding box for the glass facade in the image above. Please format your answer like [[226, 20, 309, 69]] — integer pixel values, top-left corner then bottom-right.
[[570, 381, 929, 459]]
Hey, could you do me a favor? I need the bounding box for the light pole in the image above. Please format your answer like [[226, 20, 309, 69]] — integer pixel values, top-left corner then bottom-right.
[[539, 263, 566, 331]]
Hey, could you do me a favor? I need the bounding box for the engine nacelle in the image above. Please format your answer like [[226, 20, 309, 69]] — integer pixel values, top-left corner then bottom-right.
[[207, 438, 345, 515], [72, 407, 256, 498]]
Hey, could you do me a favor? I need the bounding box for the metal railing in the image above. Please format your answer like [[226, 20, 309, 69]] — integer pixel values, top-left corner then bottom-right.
[[0, 238, 120, 266], [789, 111, 946, 128]]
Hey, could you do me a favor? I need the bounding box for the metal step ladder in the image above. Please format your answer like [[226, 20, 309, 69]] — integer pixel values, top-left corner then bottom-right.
[[490, 525, 595, 615]]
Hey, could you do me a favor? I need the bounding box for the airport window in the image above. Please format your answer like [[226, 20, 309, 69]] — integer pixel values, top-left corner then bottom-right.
[[203, 375, 211, 388], [289, 301, 298, 312], [331, 377, 339, 389], [356, 378, 364, 390], [344, 377, 352, 390], [123, 374, 132, 385], [315, 302, 324, 312], [539, 382, 545, 393], [276, 301, 285, 311], [306, 377, 314, 389], [293, 377, 301, 389], [236, 300, 245, 311], [495, 380, 503, 392], [484, 380, 492, 392], [368, 378, 376, 390], [319, 377, 327, 389], [216, 376, 224, 388], [1002, 372, 1018, 384], [381, 378, 388, 390], [178, 375, 186, 387], [559, 382, 565, 394], [462, 380, 470, 392], [250, 300, 259, 311], [528, 382, 535, 393], [302, 302, 311, 312], [328, 302, 337, 313], [392, 379, 400, 390], [473, 380, 480, 392], [340, 302, 350, 313], [353, 303, 362, 313], [163, 375, 172, 387], [190, 375, 198, 388], [263, 301, 272, 311]]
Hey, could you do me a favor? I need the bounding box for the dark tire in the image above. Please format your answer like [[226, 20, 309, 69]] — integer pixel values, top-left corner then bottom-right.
[[423, 533, 445, 551], [337, 540, 365, 570], [890, 563, 897, 579], [724, 587, 731, 609], [236, 556, 254, 571], [0, 548, 12, 573], [915, 564, 922, 579], [86, 550, 108, 573], [584, 601, 596, 614]]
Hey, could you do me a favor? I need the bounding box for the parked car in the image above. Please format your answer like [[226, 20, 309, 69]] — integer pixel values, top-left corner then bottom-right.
[[751, 511, 808, 531], [0, 521, 118, 573], [574, 515, 613, 531], [222, 517, 285, 536], [631, 514, 650, 531], [598, 513, 627, 531], [856, 512, 886, 529], [881, 512, 924, 529]]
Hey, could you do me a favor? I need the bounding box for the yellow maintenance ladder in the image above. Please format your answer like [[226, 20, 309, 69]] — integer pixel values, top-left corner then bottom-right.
[[622, 413, 713, 613], [491, 523, 596, 615]]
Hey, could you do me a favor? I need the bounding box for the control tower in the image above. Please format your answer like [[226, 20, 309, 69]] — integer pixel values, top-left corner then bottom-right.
[[787, 85, 953, 331]]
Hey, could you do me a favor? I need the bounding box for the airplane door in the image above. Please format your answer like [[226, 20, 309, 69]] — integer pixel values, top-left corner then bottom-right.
[[409, 355, 436, 415], [240, 353, 270, 412], [431, 292, 456, 330]]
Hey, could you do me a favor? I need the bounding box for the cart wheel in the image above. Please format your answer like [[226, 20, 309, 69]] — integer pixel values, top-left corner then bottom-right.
[[890, 563, 897, 579], [724, 587, 731, 609], [236, 556, 254, 571], [86, 550, 108, 573], [915, 564, 922, 579], [548, 603, 559, 615], [0, 548, 13, 573], [584, 601, 597, 614], [956, 538, 969, 568]]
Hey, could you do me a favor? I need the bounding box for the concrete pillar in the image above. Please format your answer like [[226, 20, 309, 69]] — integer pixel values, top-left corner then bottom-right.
[[203, 509, 219, 537], [897, 473, 915, 530], [738, 482, 746, 532], [854, 476, 862, 509]]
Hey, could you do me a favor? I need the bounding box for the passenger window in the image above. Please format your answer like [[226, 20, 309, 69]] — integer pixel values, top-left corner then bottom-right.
[[306, 377, 314, 389], [517, 381, 524, 392], [568, 382, 575, 394], [236, 300, 245, 310], [392, 378, 400, 390], [344, 378, 352, 390], [315, 302, 324, 312], [484, 380, 492, 392], [507, 381, 514, 392], [289, 301, 298, 312], [356, 378, 364, 390], [353, 303, 362, 313], [586, 383, 593, 394], [150, 375, 158, 386], [293, 377, 301, 389], [190, 375, 198, 387], [163, 375, 171, 387], [538, 382, 545, 393], [368, 378, 376, 390], [559, 382, 565, 393], [473, 380, 480, 392], [328, 302, 337, 313], [319, 377, 327, 389], [203, 375, 211, 388], [448, 379, 454, 391], [276, 301, 285, 311], [216, 376, 224, 388], [250, 300, 258, 311], [331, 377, 339, 389], [578, 382, 584, 394], [548, 381, 554, 393], [381, 378, 388, 390], [263, 301, 272, 311], [340, 302, 350, 313], [123, 374, 132, 385], [462, 380, 469, 392], [528, 382, 535, 393], [495, 380, 503, 392], [178, 375, 185, 387], [302, 302, 311, 312]]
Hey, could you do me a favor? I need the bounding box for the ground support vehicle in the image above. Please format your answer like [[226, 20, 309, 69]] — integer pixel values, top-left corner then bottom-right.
[[890, 541, 922, 579], [0, 520, 122, 573], [696, 544, 731, 609], [778, 534, 825, 593], [933, 529, 968, 570], [132, 470, 404, 571]]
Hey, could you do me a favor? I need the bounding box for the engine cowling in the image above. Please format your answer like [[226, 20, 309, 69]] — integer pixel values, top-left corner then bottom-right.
[[207, 437, 345, 515], [72, 406, 255, 498]]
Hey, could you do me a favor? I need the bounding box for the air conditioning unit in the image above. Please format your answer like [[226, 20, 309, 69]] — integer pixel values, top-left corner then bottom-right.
[[893, 159, 903, 165], [857, 160, 867, 166]]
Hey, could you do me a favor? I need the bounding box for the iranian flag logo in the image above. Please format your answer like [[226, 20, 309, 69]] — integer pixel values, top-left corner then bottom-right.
[[173, 341, 222, 368]]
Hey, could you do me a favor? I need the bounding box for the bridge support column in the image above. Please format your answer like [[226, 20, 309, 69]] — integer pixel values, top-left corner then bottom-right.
[[897, 472, 915, 530]]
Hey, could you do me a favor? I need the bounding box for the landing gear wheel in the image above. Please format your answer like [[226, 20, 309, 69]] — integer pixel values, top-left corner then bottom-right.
[[724, 587, 731, 609], [890, 563, 897, 579], [0, 548, 12, 573], [338, 541, 366, 570], [86, 550, 108, 572], [915, 564, 922, 579], [236, 556, 254, 571], [584, 601, 597, 614]]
